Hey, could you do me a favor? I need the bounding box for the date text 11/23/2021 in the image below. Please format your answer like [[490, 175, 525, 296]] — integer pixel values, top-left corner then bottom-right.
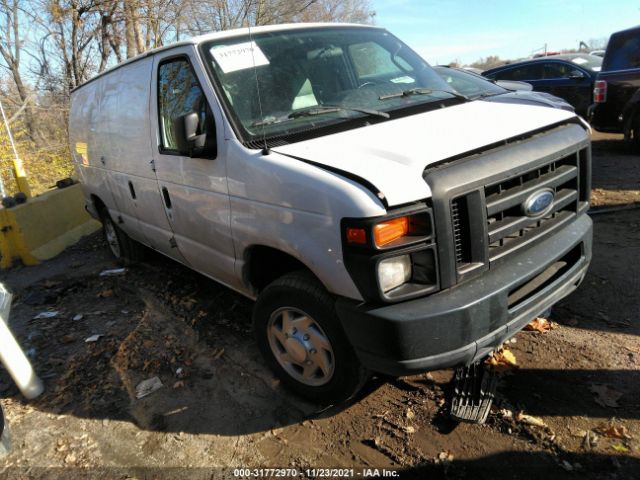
[[233, 468, 400, 478]]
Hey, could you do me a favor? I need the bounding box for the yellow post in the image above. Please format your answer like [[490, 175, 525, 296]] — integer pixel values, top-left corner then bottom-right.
[[12, 160, 32, 198], [0, 98, 32, 198]]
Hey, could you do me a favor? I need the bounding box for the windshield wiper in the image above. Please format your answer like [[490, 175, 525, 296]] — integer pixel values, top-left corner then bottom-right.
[[474, 91, 502, 99], [379, 88, 470, 102], [251, 105, 389, 127], [288, 105, 389, 119]]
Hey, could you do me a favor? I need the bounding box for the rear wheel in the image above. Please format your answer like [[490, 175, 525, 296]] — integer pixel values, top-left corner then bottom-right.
[[100, 211, 144, 265], [253, 271, 369, 404]]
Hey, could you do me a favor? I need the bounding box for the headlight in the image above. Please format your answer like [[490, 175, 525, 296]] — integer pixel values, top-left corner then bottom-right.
[[342, 204, 438, 303], [378, 255, 412, 293]]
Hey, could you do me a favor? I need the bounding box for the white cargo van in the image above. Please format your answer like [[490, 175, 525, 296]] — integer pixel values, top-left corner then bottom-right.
[[70, 23, 592, 403]]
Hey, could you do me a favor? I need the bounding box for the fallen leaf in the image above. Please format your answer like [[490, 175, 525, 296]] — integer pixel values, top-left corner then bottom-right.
[[485, 347, 518, 373], [589, 384, 623, 408], [611, 443, 630, 453], [172, 380, 185, 389], [436, 450, 454, 464], [596, 424, 632, 439], [213, 348, 225, 359], [97, 289, 114, 298], [524, 317, 556, 333], [497, 408, 514, 420], [403, 425, 416, 434], [406, 408, 415, 419], [516, 411, 547, 428]]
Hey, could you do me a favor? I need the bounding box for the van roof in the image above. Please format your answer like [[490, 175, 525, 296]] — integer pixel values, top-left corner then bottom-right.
[[71, 22, 379, 93]]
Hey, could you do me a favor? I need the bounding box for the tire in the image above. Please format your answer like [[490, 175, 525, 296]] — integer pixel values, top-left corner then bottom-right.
[[253, 271, 370, 404], [100, 211, 144, 265]]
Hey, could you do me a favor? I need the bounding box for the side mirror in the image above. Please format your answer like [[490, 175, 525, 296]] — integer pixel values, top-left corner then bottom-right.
[[568, 70, 586, 80], [172, 112, 216, 158]]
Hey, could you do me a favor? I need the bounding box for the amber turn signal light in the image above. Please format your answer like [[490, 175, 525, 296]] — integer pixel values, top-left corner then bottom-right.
[[346, 227, 367, 245], [374, 216, 409, 247]]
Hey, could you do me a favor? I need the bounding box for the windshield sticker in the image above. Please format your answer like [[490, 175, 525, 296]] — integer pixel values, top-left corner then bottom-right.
[[210, 41, 269, 73], [390, 76, 415, 84], [571, 57, 588, 65]]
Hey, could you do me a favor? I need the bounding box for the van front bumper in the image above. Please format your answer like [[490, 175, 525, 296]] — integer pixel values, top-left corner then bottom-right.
[[335, 214, 592, 376]]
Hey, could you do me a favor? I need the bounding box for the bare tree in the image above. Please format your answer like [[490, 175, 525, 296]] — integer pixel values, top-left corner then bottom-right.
[[0, 0, 40, 142]]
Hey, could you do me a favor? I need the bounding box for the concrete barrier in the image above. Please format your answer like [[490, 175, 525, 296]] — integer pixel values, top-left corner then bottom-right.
[[0, 183, 101, 268]]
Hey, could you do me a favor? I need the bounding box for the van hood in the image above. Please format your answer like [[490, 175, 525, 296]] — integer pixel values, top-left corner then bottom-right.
[[273, 101, 578, 207]]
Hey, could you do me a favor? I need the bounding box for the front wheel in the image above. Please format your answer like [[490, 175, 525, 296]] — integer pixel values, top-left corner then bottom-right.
[[253, 271, 369, 404]]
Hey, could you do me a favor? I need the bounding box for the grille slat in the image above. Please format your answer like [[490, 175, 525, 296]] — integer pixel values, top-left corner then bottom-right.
[[487, 189, 578, 243], [484, 154, 580, 262], [485, 165, 577, 216]]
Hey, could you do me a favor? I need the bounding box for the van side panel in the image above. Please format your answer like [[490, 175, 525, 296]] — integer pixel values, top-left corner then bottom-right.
[[97, 57, 159, 246], [106, 57, 189, 263], [69, 79, 119, 223]]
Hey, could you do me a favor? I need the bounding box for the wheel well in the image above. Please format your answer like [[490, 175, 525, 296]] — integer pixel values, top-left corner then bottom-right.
[[91, 195, 107, 217], [246, 246, 312, 293]]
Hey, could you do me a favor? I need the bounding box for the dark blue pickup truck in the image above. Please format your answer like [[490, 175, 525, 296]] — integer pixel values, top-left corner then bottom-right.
[[589, 25, 640, 150]]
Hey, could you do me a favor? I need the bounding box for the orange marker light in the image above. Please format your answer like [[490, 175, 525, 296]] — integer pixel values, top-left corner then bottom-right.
[[346, 227, 367, 245], [374, 216, 409, 247]]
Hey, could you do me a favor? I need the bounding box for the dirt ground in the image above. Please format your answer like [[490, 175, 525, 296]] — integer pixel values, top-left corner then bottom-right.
[[0, 131, 639, 480]]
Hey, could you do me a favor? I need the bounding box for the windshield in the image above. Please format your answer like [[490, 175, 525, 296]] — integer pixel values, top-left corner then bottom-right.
[[202, 27, 456, 142], [434, 66, 507, 99]]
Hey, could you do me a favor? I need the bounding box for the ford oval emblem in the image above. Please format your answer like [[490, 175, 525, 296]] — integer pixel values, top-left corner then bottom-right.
[[523, 188, 555, 217]]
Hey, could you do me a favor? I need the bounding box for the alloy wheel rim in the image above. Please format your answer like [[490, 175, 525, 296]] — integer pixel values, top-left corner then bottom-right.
[[267, 307, 335, 386]]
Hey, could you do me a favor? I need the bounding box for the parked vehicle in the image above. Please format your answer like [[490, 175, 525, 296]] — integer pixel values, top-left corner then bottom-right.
[[434, 66, 574, 111], [70, 23, 593, 403], [589, 25, 640, 149], [483, 54, 603, 116]]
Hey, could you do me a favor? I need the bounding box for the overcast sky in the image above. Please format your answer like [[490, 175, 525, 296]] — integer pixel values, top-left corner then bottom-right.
[[372, 0, 640, 65]]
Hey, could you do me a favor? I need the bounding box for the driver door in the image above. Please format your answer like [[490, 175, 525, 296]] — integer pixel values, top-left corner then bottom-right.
[[149, 47, 236, 288]]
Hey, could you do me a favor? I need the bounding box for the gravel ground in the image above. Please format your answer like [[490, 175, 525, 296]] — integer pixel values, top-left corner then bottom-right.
[[0, 131, 638, 480]]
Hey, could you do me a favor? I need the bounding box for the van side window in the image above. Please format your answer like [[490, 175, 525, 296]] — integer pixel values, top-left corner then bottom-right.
[[158, 58, 215, 154]]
